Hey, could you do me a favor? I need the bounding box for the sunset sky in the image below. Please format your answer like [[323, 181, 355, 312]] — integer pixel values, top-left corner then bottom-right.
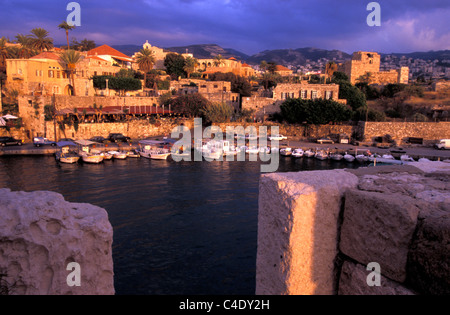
[[1, 0, 449, 55]]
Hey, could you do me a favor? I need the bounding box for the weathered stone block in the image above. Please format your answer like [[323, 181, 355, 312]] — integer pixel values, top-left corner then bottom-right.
[[340, 189, 420, 283], [338, 260, 416, 295], [256, 170, 358, 295], [407, 208, 450, 295], [0, 189, 114, 295]]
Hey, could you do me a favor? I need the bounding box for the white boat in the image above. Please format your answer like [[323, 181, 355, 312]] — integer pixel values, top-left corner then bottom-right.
[[139, 140, 172, 160], [55, 141, 80, 164], [126, 150, 141, 158], [355, 154, 369, 163], [292, 148, 304, 158], [344, 153, 355, 162], [259, 146, 271, 154], [400, 154, 415, 162], [151, 148, 171, 160], [75, 140, 104, 164], [247, 146, 260, 154], [102, 152, 113, 160], [382, 154, 395, 160], [108, 150, 128, 160], [304, 149, 315, 158], [315, 150, 328, 160], [330, 153, 343, 161], [280, 148, 292, 156]]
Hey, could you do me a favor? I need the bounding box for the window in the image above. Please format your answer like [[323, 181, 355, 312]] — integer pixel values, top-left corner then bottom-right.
[[311, 90, 318, 99], [48, 70, 54, 78], [325, 91, 333, 100], [57, 71, 61, 79], [300, 90, 307, 99]]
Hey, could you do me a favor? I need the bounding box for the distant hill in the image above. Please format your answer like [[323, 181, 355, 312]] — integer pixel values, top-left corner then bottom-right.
[[246, 47, 351, 66], [381, 50, 450, 62], [165, 44, 250, 61]]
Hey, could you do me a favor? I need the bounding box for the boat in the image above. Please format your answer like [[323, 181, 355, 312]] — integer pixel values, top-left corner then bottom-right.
[[108, 150, 128, 160], [270, 147, 279, 153], [139, 140, 172, 160], [304, 149, 315, 158], [400, 154, 415, 162], [292, 148, 304, 158], [75, 140, 104, 164], [280, 148, 292, 156], [382, 154, 395, 160], [55, 141, 80, 164], [315, 150, 328, 160], [330, 153, 343, 161], [102, 152, 113, 160], [259, 146, 271, 154], [355, 154, 369, 163], [126, 150, 141, 158], [344, 153, 355, 162]]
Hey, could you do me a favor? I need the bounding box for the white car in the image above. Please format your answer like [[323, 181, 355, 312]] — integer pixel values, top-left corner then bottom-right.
[[268, 135, 287, 141]]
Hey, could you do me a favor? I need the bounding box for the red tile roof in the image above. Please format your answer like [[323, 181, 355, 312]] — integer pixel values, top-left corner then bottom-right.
[[275, 65, 292, 71], [30, 52, 61, 60], [87, 45, 132, 61]]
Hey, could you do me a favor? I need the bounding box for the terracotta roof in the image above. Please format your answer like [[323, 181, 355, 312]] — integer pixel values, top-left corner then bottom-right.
[[228, 57, 237, 60], [30, 52, 61, 61], [242, 63, 251, 67], [87, 45, 132, 61], [275, 65, 292, 71]]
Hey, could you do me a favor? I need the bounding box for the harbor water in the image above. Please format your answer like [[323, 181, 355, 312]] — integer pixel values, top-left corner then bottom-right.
[[0, 154, 360, 294]]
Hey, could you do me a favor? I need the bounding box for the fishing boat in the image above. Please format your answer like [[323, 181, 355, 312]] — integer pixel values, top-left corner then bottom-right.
[[126, 150, 141, 158], [400, 154, 415, 162], [55, 141, 80, 164], [355, 154, 369, 163], [108, 150, 128, 160], [343, 153, 355, 162], [315, 150, 329, 160], [292, 148, 304, 158], [304, 149, 315, 158], [139, 140, 172, 160], [280, 148, 292, 156], [102, 152, 113, 160], [75, 140, 104, 164], [330, 153, 343, 161]]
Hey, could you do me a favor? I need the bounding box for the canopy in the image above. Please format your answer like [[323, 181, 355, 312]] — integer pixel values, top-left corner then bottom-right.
[[74, 140, 97, 146], [57, 141, 77, 147]]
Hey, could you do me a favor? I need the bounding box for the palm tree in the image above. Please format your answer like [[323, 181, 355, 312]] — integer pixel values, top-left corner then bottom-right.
[[135, 48, 155, 89], [0, 38, 8, 68], [29, 28, 53, 52], [58, 21, 76, 49], [59, 49, 81, 96], [183, 56, 199, 78], [213, 54, 225, 67], [11, 34, 37, 59]]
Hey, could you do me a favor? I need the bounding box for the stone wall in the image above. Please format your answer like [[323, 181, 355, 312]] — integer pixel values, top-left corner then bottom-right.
[[362, 121, 450, 145], [256, 162, 450, 295], [0, 189, 114, 295], [44, 118, 194, 142]]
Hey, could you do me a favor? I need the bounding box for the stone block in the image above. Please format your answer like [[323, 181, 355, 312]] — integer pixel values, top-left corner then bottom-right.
[[339, 189, 420, 282], [338, 260, 416, 295], [255, 169, 358, 295], [0, 189, 114, 295]]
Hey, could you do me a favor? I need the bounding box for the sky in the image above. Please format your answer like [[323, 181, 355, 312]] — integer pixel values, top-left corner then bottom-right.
[[0, 0, 449, 56]]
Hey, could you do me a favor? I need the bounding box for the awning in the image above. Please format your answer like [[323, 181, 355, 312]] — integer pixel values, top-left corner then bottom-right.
[[2, 114, 18, 119], [57, 141, 77, 147], [75, 140, 97, 146]]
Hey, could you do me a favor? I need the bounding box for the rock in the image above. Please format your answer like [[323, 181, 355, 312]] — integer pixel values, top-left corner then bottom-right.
[[407, 209, 450, 295], [255, 169, 358, 295], [0, 189, 114, 295], [338, 260, 416, 295], [339, 189, 420, 283]]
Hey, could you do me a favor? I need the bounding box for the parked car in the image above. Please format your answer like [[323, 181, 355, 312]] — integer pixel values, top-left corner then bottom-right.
[[0, 137, 23, 147], [33, 137, 57, 147], [317, 137, 334, 144], [108, 133, 131, 143], [89, 136, 109, 143], [268, 135, 287, 141], [435, 139, 450, 150]]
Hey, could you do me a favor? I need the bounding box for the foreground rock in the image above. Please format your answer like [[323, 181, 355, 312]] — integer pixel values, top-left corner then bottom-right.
[[0, 189, 114, 295]]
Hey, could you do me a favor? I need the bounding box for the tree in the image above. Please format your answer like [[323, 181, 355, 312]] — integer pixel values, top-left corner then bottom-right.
[[164, 53, 186, 79], [325, 61, 338, 78], [280, 98, 352, 125], [59, 49, 82, 96], [267, 62, 277, 74], [135, 48, 155, 88], [168, 93, 210, 118], [58, 21, 76, 49], [260, 60, 268, 72], [184, 56, 198, 78], [71, 38, 96, 51], [29, 28, 53, 52], [331, 71, 349, 82], [213, 54, 225, 67], [0, 38, 8, 69], [201, 102, 234, 124], [337, 81, 367, 111]]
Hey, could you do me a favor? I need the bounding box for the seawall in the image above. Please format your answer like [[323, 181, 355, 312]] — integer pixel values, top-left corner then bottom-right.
[[256, 161, 450, 295]]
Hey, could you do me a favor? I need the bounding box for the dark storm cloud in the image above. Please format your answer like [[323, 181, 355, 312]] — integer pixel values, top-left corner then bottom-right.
[[0, 0, 448, 55]]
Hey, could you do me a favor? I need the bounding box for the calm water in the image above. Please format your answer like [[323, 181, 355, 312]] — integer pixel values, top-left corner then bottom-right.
[[0, 154, 359, 295]]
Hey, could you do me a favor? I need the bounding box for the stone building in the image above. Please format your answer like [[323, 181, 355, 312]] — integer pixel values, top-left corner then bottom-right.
[[131, 40, 168, 70], [242, 82, 344, 120], [197, 57, 256, 78], [338, 51, 409, 85]]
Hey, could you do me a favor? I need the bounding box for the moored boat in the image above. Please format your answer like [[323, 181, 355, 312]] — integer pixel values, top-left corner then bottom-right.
[[315, 150, 328, 160], [55, 141, 80, 164], [304, 149, 315, 158], [75, 140, 104, 164], [292, 148, 304, 158], [280, 148, 292, 156]]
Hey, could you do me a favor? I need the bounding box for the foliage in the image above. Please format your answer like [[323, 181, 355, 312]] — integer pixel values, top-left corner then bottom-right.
[[355, 82, 381, 100], [280, 98, 352, 125], [335, 81, 367, 111], [29, 28, 53, 52], [353, 107, 386, 122], [331, 71, 349, 82], [208, 72, 252, 97], [183, 56, 199, 78], [58, 21, 75, 48], [168, 93, 210, 118], [44, 104, 56, 121], [201, 102, 234, 124], [92, 75, 142, 95], [71, 38, 96, 51], [164, 53, 186, 79], [135, 48, 156, 85]]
